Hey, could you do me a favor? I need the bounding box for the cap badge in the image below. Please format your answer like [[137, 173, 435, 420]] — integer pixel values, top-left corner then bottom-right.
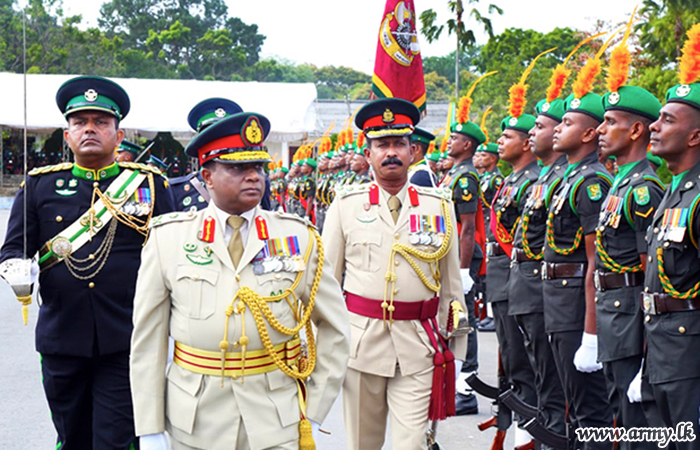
[[242, 117, 264, 146], [570, 98, 581, 109], [608, 92, 620, 105], [84, 89, 98, 102], [215, 107, 226, 118], [509, 117, 518, 126], [382, 108, 395, 124], [542, 102, 550, 112], [455, 124, 463, 132], [676, 84, 691, 98]]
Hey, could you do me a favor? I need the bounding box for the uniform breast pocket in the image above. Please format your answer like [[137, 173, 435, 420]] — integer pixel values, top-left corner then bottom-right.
[[256, 271, 298, 326], [660, 241, 691, 278], [350, 231, 382, 272], [175, 265, 219, 320]]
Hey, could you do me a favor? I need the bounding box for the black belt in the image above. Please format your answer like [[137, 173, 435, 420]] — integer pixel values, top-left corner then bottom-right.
[[541, 262, 586, 280], [594, 270, 644, 291], [641, 292, 700, 315], [512, 248, 537, 263], [486, 242, 506, 257]]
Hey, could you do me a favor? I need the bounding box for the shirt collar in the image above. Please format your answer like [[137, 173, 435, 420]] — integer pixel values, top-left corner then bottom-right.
[[72, 162, 120, 181], [211, 202, 256, 230]]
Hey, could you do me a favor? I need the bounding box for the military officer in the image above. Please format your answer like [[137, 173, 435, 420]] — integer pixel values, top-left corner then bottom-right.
[[634, 24, 700, 449], [116, 139, 142, 162], [545, 54, 614, 448], [323, 98, 466, 450], [170, 98, 243, 212], [509, 93, 569, 444], [409, 127, 438, 187], [441, 81, 492, 415], [131, 111, 349, 450], [593, 34, 664, 449], [0, 76, 175, 449]]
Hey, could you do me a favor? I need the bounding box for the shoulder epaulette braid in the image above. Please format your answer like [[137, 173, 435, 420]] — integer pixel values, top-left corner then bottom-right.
[[118, 161, 162, 175], [276, 210, 317, 229], [28, 162, 73, 176], [150, 211, 197, 228], [337, 183, 371, 199], [414, 185, 452, 201]]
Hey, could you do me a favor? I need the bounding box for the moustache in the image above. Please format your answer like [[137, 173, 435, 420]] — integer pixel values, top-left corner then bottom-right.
[[382, 157, 403, 167]]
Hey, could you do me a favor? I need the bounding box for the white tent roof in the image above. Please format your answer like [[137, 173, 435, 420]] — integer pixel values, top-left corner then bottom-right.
[[0, 72, 317, 142]]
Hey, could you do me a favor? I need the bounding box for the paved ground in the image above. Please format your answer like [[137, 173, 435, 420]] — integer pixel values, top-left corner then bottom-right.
[[0, 208, 515, 449]]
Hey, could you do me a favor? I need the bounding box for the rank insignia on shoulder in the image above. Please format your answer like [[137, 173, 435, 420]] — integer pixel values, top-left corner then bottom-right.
[[633, 186, 650, 206], [462, 193, 473, 202], [587, 183, 602, 201]]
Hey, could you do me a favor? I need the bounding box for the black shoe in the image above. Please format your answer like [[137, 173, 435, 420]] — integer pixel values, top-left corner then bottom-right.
[[455, 392, 479, 415], [478, 317, 495, 332]]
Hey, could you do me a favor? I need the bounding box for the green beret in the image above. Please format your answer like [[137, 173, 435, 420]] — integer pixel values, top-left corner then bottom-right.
[[426, 151, 441, 162], [603, 85, 662, 121], [304, 159, 317, 169], [450, 121, 486, 145], [412, 127, 436, 145], [535, 98, 566, 122], [280, 166, 289, 174], [665, 82, 700, 111], [477, 143, 499, 154], [500, 114, 536, 134], [564, 92, 605, 122]]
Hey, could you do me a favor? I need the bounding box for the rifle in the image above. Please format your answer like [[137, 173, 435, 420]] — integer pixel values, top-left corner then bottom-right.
[[470, 353, 511, 450]]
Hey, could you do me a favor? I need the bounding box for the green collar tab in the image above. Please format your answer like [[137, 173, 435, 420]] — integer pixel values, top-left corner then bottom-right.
[[612, 160, 637, 190], [671, 170, 690, 192], [72, 162, 120, 181]]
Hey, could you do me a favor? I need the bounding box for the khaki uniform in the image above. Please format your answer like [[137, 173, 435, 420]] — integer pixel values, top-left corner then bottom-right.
[[130, 204, 349, 450], [322, 182, 466, 450]]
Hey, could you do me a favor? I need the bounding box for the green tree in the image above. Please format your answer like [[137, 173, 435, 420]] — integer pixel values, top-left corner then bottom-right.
[[636, 0, 700, 65], [424, 71, 452, 101], [419, 0, 503, 97], [423, 47, 480, 84]]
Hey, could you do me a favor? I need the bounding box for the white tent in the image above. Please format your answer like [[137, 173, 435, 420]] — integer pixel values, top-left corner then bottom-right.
[[0, 73, 318, 164]]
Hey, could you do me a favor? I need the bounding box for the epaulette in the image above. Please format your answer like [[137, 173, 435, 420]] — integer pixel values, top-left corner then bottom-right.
[[275, 210, 317, 229], [28, 162, 73, 176], [169, 172, 197, 185], [150, 210, 197, 228], [336, 182, 371, 199], [414, 185, 452, 201], [119, 161, 163, 175]]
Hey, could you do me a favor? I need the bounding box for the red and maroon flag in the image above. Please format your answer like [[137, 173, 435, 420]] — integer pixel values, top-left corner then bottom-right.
[[371, 0, 426, 112]]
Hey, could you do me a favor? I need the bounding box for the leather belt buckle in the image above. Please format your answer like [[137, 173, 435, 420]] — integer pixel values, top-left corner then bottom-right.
[[594, 271, 602, 291], [642, 293, 657, 315], [486, 242, 496, 257], [541, 261, 549, 281]]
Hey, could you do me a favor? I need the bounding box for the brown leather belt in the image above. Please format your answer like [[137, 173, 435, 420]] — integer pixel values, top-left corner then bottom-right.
[[541, 262, 586, 280], [486, 242, 506, 257], [594, 270, 644, 292], [640, 292, 700, 315], [512, 248, 536, 263]]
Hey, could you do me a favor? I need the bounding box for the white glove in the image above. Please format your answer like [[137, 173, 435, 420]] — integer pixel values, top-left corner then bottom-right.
[[310, 420, 321, 441], [460, 268, 474, 294], [140, 433, 169, 450], [627, 365, 643, 403], [573, 332, 603, 373], [454, 359, 464, 381]]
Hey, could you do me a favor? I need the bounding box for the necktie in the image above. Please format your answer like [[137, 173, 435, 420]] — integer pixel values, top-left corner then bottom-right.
[[227, 216, 245, 266], [388, 195, 401, 223]]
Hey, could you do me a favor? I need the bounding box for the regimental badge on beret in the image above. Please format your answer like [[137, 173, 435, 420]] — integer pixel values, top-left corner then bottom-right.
[[676, 84, 691, 98], [242, 117, 264, 146], [456, 124, 463, 132], [215, 107, 226, 118], [382, 108, 395, 123], [542, 102, 550, 112], [509, 117, 518, 126], [608, 92, 620, 105], [570, 98, 581, 109], [84, 89, 98, 102]]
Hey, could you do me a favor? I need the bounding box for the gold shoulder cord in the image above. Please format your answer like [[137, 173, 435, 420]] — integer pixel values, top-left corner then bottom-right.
[[219, 225, 321, 384], [382, 199, 454, 327]]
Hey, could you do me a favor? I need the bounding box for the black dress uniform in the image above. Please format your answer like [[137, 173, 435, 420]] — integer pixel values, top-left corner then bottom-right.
[[169, 171, 209, 211], [480, 167, 504, 231], [543, 149, 614, 446], [509, 154, 568, 437], [1, 161, 175, 449], [642, 161, 700, 449], [441, 158, 482, 376], [487, 158, 540, 426], [595, 159, 664, 449]]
